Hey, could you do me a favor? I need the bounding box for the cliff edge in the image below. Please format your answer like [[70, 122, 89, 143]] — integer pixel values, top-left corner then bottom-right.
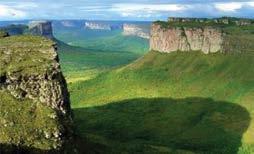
[[150, 17, 254, 54], [0, 35, 72, 152]]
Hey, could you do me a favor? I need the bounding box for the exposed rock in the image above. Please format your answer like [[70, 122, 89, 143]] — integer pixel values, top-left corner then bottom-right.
[[29, 21, 54, 39], [150, 24, 223, 54], [84, 21, 123, 30], [0, 35, 72, 152], [123, 24, 150, 39]]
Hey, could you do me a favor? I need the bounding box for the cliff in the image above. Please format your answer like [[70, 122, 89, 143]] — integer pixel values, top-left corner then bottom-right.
[[123, 24, 150, 39], [29, 21, 54, 39], [0, 35, 71, 152], [150, 24, 223, 54], [150, 17, 254, 54]]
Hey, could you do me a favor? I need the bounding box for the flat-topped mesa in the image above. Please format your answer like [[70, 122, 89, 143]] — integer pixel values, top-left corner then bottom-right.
[[168, 17, 254, 26], [0, 35, 72, 151], [29, 21, 54, 39], [150, 17, 254, 54]]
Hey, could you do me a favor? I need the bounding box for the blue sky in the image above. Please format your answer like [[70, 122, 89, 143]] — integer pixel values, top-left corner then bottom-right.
[[0, 0, 254, 21]]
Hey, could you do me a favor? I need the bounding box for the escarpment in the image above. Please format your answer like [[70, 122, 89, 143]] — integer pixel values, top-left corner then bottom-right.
[[0, 35, 72, 152], [29, 21, 54, 39], [150, 24, 223, 54], [150, 17, 254, 54]]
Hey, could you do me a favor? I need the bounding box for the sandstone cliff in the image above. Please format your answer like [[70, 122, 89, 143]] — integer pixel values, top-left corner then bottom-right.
[[150, 17, 254, 54], [0, 35, 71, 152], [29, 21, 54, 39], [150, 24, 223, 54]]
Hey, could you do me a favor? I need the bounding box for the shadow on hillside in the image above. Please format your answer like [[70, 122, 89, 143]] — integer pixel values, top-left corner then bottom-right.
[[0, 144, 56, 154], [74, 97, 250, 154]]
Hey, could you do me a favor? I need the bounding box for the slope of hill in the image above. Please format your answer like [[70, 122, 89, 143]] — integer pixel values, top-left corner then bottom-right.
[[70, 51, 254, 153]]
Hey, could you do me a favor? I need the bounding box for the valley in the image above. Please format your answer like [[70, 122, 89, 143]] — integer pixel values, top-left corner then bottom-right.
[[57, 18, 254, 153], [1, 17, 254, 153]]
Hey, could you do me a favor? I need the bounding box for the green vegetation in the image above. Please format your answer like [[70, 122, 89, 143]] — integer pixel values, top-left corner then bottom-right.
[[0, 35, 71, 152], [69, 51, 254, 153], [155, 17, 254, 29], [0, 31, 8, 38], [57, 33, 149, 83], [0, 90, 63, 151], [223, 25, 254, 53], [0, 35, 56, 76]]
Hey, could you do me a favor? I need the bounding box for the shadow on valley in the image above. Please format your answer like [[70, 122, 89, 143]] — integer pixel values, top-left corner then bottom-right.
[[74, 97, 250, 154]]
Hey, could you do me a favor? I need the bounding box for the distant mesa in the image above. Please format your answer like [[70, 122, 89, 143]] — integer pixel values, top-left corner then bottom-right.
[[122, 23, 150, 39], [84, 21, 123, 30], [61, 21, 76, 27], [151, 17, 254, 54], [28, 20, 54, 39], [0, 24, 27, 36]]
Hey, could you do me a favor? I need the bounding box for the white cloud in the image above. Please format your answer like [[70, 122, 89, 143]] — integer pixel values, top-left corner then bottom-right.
[[214, 2, 243, 12], [214, 1, 254, 12], [247, 1, 254, 7], [0, 4, 27, 19], [111, 3, 186, 18], [112, 3, 186, 12]]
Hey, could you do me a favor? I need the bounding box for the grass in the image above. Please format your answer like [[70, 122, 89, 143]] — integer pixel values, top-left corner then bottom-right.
[[0, 90, 64, 151], [0, 35, 56, 76], [68, 51, 254, 153], [57, 31, 149, 83]]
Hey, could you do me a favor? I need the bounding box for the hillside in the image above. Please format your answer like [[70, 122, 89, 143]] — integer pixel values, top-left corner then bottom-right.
[[70, 51, 254, 153]]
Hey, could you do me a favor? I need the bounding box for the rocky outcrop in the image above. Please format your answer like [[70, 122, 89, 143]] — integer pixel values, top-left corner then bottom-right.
[[29, 21, 54, 39], [0, 35, 72, 152], [150, 24, 223, 54], [123, 24, 150, 39]]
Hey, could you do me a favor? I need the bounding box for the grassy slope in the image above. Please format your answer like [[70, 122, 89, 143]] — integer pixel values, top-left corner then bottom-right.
[[70, 51, 254, 153], [57, 34, 149, 83]]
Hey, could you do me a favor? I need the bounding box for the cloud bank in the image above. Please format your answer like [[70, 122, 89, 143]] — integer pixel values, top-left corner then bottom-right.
[[0, 0, 253, 21]]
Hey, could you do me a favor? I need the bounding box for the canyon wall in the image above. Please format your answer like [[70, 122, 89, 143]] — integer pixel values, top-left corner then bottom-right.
[[29, 21, 54, 39], [150, 24, 223, 54]]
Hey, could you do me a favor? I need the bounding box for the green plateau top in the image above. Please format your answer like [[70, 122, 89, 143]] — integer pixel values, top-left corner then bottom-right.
[[154, 17, 254, 29], [0, 35, 57, 77]]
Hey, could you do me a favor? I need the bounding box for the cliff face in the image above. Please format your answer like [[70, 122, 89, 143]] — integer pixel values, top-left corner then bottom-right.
[[123, 24, 150, 39], [29, 21, 54, 39], [0, 35, 71, 152], [150, 24, 223, 54]]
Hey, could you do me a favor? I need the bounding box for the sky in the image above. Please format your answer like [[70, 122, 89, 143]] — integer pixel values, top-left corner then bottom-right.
[[0, 0, 254, 21]]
